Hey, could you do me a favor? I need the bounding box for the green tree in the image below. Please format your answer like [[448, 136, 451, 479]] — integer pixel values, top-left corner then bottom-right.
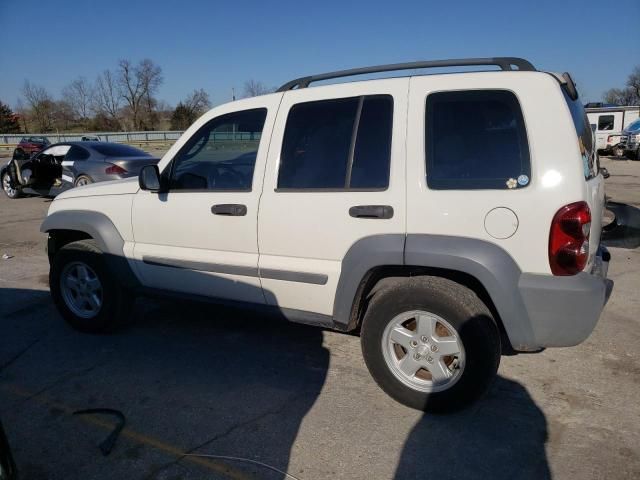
[[0, 101, 22, 133]]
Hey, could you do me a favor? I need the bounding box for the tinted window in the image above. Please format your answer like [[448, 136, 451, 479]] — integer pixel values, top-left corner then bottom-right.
[[597, 115, 614, 131], [170, 108, 267, 191], [65, 146, 90, 161], [564, 91, 596, 178], [278, 95, 393, 189], [425, 90, 531, 190], [350, 96, 393, 189], [93, 143, 150, 157]]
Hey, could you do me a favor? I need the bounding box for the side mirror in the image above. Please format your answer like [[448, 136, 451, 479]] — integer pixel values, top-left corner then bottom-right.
[[139, 164, 163, 192], [601, 167, 610, 179]]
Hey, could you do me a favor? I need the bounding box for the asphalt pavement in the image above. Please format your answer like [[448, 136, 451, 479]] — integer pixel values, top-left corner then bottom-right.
[[0, 155, 639, 480]]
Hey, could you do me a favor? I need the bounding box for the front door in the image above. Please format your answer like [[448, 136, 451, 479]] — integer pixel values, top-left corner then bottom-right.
[[131, 95, 282, 303]]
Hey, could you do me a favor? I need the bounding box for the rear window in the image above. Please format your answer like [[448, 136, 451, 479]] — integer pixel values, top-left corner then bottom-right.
[[93, 144, 150, 157], [564, 91, 596, 179], [425, 90, 531, 190]]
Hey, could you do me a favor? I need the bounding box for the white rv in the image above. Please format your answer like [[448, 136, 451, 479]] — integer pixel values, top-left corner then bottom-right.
[[585, 104, 640, 155]]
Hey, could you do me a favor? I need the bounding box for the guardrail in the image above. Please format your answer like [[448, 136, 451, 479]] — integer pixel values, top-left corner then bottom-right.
[[0, 131, 185, 144], [0, 130, 262, 151]]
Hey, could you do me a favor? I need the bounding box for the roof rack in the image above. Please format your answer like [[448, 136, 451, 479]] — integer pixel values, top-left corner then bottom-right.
[[277, 57, 537, 92]]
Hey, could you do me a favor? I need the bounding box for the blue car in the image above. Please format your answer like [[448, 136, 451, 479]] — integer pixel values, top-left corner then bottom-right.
[[2, 141, 159, 199]]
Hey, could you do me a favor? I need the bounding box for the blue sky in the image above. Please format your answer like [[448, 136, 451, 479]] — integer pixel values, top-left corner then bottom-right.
[[1, 0, 639, 108]]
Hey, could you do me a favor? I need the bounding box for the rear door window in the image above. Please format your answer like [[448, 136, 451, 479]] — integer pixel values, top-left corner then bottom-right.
[[425, 90, 531, 190], [65, 146, 90, 161], [278, 95, 393, 190]]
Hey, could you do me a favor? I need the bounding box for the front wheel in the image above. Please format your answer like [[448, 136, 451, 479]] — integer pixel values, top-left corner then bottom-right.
[[360, 276, 501, 413], [50, 239, 133, 333], [2, 172, 21, 199]]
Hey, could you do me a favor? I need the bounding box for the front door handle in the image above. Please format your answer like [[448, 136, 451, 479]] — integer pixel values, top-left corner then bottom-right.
[[211, 204, 247, 216], [349, 205, 394, 219]]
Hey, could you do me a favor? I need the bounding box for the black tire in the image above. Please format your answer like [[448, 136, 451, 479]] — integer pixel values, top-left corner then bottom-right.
[[2, 171, 21, 199], [612, 146, 624, 157], [74, 175, 93, 187], [50, 239, 133, 333], [360, 276, 501, 413]]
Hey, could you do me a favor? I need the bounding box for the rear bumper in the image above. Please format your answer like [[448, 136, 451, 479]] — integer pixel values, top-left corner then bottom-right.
[[516, 246, 613, 349]]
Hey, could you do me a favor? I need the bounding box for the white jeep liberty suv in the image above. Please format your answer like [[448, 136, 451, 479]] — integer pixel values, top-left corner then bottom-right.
[[41, 58, 613, 412]]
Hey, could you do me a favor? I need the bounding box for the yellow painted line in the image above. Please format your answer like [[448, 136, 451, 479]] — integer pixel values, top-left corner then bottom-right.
[[0, 383, 252, 480]]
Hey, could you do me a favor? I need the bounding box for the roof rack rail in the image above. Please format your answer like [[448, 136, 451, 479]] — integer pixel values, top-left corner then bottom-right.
[[277, 57, 536, 92]]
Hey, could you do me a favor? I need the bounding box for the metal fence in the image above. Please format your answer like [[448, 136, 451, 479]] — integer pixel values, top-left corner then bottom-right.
[[0, 131, 185, 144], [0, 130, 262, 149]]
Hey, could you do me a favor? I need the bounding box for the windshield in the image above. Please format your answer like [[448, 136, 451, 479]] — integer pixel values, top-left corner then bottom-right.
[[626, 119, 640, 132]]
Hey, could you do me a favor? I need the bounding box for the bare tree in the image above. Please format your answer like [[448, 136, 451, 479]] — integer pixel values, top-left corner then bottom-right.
[[626, 66, 640, 101], [604, 87, 638, 106], [118, 59, 163, 130], [170, 89, 212, 129], [62, 77, 93, 125], [602, 65, 640, 105], [15, 98, 29, 133], [243, 79, 272, 98], [22, 80, 55, 132], [185, 88, 211, 115], [93, 70, 122, 128]]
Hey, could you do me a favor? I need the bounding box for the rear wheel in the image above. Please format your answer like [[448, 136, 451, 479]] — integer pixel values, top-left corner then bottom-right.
[[50, 239, 133, 333], [2, 172, 21, 199], [612, 145, 624, 157], [75, 175, 93, 187], [360, 276, 501, 412]]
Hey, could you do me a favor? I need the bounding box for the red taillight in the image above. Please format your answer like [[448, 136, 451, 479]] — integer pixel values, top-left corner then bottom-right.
[[105, 164, 127, 175], [549, 201, 591, 276], [607, 135, 613, 143]]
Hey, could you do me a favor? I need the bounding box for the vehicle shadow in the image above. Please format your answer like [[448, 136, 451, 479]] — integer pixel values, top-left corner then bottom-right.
[[394, 375, 550, 480], [1, 284, 551, 480], [0, 286, 329, 480]]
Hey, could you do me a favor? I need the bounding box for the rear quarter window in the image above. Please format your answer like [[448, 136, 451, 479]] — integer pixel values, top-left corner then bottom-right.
[[425, 90, 531, 190]]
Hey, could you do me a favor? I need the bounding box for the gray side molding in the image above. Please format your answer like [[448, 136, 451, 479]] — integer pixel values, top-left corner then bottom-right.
[[332, 234, 405, 328], [404, 235, 536, 349], [333, 234, 537, 349], [40, 210, 140, 288]]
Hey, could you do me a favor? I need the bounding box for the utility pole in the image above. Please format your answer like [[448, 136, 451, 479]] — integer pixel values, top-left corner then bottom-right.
[[231, 87, 236, 101]]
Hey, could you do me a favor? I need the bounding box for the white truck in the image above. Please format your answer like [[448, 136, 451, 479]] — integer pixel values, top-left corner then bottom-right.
[[585, 104, 640, 155], [40, 58, 613, 412]]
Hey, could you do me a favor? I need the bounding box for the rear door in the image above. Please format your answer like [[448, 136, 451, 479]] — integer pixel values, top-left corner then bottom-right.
[[61, 145, 90, 186], [257, 79, 407, 316]]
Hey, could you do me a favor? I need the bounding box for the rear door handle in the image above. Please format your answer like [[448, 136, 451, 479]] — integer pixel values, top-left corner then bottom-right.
[[349, 205, 394, 219], [211, 204, 247, 216]]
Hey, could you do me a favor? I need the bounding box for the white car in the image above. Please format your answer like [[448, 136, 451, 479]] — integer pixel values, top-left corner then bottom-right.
[[41, 57, 613, 412]]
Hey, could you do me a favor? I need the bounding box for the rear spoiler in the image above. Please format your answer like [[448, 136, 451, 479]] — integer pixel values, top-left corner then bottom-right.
[[547, 72, 579, 100]]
